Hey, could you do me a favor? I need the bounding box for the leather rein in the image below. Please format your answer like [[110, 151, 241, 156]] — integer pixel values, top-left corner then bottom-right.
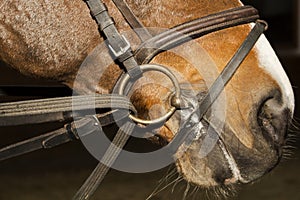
[[0, 1, 267, 199]]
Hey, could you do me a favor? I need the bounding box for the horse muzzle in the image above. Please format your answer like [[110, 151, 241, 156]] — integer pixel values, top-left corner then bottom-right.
[[173, 88, 294, 187]]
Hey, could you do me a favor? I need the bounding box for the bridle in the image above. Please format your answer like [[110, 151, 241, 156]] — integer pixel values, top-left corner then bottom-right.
[[0, 0, 267, 199]]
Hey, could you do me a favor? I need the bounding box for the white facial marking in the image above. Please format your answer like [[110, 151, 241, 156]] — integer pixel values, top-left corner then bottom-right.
[[255, 34, 295, 112]]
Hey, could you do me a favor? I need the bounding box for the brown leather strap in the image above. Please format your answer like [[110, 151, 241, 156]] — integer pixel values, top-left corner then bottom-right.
[[111, 0, 152, 41], [134, 6, 260, 64]]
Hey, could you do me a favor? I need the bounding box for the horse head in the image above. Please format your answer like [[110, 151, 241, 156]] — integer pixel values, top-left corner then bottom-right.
[[0, 0, 294, 191]]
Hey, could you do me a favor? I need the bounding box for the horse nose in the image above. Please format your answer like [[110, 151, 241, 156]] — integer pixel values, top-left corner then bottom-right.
[[258, 96, 291, 154]]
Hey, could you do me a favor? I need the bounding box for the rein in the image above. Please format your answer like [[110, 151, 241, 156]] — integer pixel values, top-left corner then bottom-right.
[[0, 0, 267, 199]]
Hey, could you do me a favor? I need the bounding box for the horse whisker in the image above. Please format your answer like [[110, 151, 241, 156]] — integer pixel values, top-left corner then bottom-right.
[[171, 176, 184, 193], [162, 167, 178, 183], [182, 182, 191, 200], [146, 174, 183, 200]]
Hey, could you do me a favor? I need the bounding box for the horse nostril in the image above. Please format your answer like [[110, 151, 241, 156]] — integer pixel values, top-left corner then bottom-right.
[[258, 97, 290, 150]]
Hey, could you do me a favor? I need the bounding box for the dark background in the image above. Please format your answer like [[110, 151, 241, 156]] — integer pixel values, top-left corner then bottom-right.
[[0, 1, 300, 199]]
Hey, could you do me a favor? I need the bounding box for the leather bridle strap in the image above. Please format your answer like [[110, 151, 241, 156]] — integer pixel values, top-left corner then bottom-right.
[[0, 96, 135, 161], [135, 5, 260, 64], [73, 121, 135, 200], [111, 0, 152, 41], [85, 0, 142, 79], [0, 94, 135, 126]]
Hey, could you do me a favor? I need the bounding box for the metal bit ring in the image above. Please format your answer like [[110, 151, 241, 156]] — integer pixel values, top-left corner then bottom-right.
[[118, 64, 181, 125]]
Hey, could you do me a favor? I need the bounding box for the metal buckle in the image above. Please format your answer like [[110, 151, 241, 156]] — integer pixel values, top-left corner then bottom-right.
[[108, 35, 131, 58], [118, 64, 181, 125]]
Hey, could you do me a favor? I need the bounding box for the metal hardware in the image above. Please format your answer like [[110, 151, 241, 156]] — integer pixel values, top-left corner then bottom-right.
[[118, 64, 181, 125], [108, 35, 131, 58]]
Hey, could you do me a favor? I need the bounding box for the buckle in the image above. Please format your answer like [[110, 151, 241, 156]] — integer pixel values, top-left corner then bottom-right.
[[108, 35, 131, 58]]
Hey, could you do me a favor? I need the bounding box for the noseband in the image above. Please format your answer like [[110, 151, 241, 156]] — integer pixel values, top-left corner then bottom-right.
[[0, 1, 267, 199]]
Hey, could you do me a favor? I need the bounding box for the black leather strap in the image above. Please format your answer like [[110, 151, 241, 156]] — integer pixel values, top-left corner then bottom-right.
[[72, 121, 135, 200], [111, 0, 152, 41], [85, 0, 143, 79], [0, 94, 135, 126], [0, 109, 132, 162], [0, 121, 79, 162]]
